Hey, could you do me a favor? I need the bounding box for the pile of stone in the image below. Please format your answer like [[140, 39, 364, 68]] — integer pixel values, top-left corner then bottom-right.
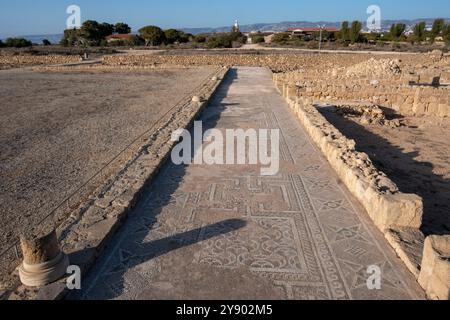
[[344, 58, 402, 78], [0, 53, 79, 70], [332, 104, 402, 127]]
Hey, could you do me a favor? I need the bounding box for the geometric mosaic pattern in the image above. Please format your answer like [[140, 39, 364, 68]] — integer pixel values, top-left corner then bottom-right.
[[77, 67, 424, 300]]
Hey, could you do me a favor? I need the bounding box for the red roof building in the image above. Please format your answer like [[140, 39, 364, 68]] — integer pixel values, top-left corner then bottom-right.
[[105, 34, 135, 42], [287, 27, 339, 33]]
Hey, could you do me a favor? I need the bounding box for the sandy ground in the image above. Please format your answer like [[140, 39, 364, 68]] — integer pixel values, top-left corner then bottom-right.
[[0, 67, 215, 250], [320, 110, 450, 236]]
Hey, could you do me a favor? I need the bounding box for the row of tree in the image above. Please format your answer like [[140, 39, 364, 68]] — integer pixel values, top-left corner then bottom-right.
[[386, 19, 450, 43], [61, 21, 132, 46], [411, 19, 450, 43], [61, 20, 247, 48], [339, 21, 363, 43], [340, 19, 450, 44], [0, 37, 33, 48], [136, 25, 246, 48], [138, 26, 191, 46]]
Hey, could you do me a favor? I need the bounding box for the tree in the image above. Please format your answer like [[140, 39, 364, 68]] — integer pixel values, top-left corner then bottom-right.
[[350, 21, 362, 44], [139, 26, 166, 46], [251, 34, 265, 43], [114, 22, 131, 34], [194, 34, 207, 43], [164, 29, 189, 44], [431, 19, 445, 42], [164, 29, 181, 44], [62, 28, 83, 46], [272, 33, 290, 43], [340, 21, 350, 42], [413, 22, 426, 42], [443, 24, 450, 44], [390, 23, 406, 41], [79, 20, 101, 42], [128, 35, 145, 46], [0, 40, 5, 48], [42, 39, 51, 46], [78, 20, 114, 45], [207, 33, 233, 48], [99, 23, 114, 38]]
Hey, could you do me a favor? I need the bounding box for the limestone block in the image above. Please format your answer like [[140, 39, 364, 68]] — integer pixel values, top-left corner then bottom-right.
[[385, 227, 425, 277], [418, 236, 450, 300]]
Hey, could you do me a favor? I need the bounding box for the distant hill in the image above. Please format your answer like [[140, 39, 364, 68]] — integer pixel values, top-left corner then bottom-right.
[[181, 18, 450, 34], [0, 34, 63, 44], [3, 18, 449, 43]]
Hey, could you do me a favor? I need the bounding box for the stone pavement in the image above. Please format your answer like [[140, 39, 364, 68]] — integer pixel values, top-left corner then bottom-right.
[[76, 67, 424, 300]]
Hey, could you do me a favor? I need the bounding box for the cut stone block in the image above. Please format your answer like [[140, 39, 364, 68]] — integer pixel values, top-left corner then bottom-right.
[[418, 235, 450, 300]]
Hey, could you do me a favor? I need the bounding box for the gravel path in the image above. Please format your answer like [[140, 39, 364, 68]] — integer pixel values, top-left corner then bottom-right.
[[0, 67, 215, 251]]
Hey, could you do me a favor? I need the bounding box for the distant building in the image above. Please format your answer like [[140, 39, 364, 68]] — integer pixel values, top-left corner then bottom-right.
[[264, 34, 276, 43], [287, 27, 339, 38], [105, 34, 135, 43]]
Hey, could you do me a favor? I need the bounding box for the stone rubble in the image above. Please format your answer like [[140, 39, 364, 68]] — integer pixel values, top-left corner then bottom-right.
[[343, 58, 402, 77], [332, 104, 403, 127]]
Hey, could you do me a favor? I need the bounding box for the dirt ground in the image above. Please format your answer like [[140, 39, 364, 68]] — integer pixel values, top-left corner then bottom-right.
[[0, 66, 215, 250], [320, 109, 450, 236]]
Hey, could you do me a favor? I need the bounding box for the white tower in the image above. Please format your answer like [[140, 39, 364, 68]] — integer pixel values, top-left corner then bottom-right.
[[234, 20, 240, 32]]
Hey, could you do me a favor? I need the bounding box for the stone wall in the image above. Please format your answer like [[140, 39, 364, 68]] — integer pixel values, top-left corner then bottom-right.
[[274, 76, 423, 232], [276, 72, 450, 117], [274, 75, 450, 300], [103, 53, 395, 73], [0, 53, 80, 70]]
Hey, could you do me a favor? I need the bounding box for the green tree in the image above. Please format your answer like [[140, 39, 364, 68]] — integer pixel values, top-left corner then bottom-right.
[[194, 34, 207, 43], [340, 21, 350, 42], [207, 33, 233, 48], [350, 21, 362, 44], [139, 25, 166, 46], [0, 39, 5, 48], [62, 28, 83, 46], [128, 35, 145, 46], [42, 39, 51, 46], [272, 33, 290, 43], [251, 34, 265, 43], [99, 23, 114, 38], [431, 19, 445, 42], [413, 22, 427, 42], [443, 24, 450, 44], [114, 22, 131, 34], [80, 20, 102, 42], [78, 20, 114, 45], [390, 23, 406, 41], [164, 29, 189, 44]]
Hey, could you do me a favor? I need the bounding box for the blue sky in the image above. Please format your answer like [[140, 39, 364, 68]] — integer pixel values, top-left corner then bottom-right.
[[0, 0, 449, 37]]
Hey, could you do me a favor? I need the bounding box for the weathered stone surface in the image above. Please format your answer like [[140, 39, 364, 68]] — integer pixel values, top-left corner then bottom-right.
[[418, 235, 450, 300], [385, 227, 425, 278], [36, 282, 67, 300]]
